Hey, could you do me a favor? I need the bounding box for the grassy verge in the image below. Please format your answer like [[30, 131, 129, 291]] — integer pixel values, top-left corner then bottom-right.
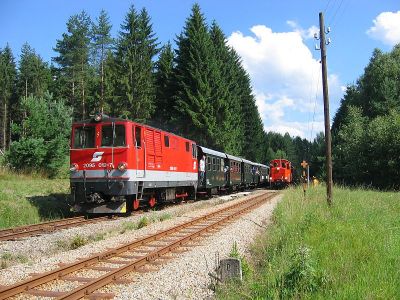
[[0, 169, 70, 229], [217, 185, 400, 299]]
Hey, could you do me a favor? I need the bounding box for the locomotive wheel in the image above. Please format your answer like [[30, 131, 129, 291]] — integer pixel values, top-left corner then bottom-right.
[[133, 199, 140, 210], [149, 197, 156, 208]]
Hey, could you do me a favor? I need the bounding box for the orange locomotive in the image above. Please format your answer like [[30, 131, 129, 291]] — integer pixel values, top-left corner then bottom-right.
[[269, 159, 293, 188]]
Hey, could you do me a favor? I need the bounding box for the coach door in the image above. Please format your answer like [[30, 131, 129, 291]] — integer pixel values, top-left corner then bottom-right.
[[133, 125, 145, 178]]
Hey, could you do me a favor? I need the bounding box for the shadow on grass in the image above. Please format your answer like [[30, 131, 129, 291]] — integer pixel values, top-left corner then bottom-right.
[[28, 193, 74, 220]]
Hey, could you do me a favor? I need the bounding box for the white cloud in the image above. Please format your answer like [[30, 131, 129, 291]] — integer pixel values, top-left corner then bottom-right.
[[264, 121, 324, 139], [286, 20, 319, 40], [367, 11, 400, 46], [227, 24, 342, 140]]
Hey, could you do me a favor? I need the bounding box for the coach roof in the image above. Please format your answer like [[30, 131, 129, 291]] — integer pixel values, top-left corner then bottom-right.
[[198, 146, 226, 159]]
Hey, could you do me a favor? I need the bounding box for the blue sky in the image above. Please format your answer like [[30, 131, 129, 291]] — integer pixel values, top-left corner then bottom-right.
[[1, 0, 399, 140]]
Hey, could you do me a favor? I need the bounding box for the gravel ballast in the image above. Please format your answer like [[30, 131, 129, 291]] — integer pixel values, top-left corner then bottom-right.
[[0, 190, 281, 299]]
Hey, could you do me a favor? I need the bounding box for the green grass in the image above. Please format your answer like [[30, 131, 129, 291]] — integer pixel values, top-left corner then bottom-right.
[[0, 168, 70, 229], [217, 185, 400, 299], [0, 252, 29, 269]]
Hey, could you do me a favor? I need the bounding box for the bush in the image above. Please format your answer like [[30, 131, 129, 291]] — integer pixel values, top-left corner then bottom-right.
[[4, 92, 72, 177], [5, 138, 47, 171]]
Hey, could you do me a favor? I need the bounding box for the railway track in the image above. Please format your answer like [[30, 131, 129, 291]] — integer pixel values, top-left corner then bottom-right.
[[0, 216, 114, 241], [0, 190, 276, 299]]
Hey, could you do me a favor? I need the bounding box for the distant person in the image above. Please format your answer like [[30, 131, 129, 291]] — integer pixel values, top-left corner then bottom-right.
[[199, 155, 206, 185], [224, 164, 229, 182], [312, 176, 319, 187]]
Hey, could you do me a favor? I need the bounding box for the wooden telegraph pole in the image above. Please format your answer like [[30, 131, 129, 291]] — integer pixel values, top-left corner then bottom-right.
[[316, 12, 333, 206]]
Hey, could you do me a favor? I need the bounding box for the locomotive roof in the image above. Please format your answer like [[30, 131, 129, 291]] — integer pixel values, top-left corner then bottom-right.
[[72, 114, 195, 142], [73, 115, 127, 124], [270, 158, 291, 163], [198, 146, 226, 159]]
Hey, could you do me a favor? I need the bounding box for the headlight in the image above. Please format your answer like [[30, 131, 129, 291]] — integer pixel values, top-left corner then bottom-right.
[[277, 167, 280, 170], [70, 163, 78, 172], [94, 113, 102, 122], [118, 162, 128, 171]]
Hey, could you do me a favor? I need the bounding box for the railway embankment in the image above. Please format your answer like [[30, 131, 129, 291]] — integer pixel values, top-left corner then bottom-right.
[[0, 170, 71, 229], [217, 185, 400, 299], [0, 190, 281, 299]]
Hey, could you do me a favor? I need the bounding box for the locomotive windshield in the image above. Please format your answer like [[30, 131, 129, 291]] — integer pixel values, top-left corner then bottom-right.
[[73, 126, 95, 149], [101, 124, 126, 147]]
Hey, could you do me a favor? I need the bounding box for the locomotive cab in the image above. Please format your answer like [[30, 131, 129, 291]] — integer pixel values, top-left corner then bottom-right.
[[70, 116, 133, 213]]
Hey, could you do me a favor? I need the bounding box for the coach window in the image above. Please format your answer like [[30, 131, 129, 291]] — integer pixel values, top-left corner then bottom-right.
[[164, 135, 170, 147], [73, 126, 95, 148], [207, 157, 211, 171], [102, 124, 126, 147]]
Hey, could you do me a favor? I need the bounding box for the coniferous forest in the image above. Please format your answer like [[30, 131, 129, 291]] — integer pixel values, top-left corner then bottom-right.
[[0, 4, 399, 189]]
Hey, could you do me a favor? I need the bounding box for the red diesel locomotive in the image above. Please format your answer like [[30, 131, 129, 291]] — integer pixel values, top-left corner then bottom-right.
[[269, 159, 293, 188], [70, 114, 198, 213]]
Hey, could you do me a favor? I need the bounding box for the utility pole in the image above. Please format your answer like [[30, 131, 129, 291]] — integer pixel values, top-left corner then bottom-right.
[[315, 12, 333, 206]]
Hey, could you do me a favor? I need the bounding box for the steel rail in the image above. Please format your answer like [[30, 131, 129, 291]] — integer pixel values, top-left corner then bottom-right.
[[0, 216, 112, 241], [0, 191, 276, 299]]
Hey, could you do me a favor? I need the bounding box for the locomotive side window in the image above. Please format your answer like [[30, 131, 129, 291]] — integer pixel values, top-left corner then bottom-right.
[[164, 135, 170, 147], [101, 124, 126, 147], [73, 126, 95, 149], [134, 127, 141, 148], [192, 144, 196, 158], [185, 142, 189, 152]]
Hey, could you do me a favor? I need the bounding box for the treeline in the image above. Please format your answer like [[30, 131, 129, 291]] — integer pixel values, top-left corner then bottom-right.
[[332, 45, 400, 189], [0, 3, 322, 177]]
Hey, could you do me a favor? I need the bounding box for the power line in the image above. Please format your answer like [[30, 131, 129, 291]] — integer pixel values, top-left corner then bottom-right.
[[330, 0, 351, 28], [306, 63, 317, 140], [328, 0, 345, 26], [310, 68, 321, 143], [323, 0, 334, 14]]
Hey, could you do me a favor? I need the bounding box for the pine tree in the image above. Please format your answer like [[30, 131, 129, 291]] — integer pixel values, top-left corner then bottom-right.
[[154, 42, 175, 125], [115, 5, 159, 121], [18, 43, 51, 99], [235, 64, 264, 161], [53, 11, 92, 120], [173, 4, 216, 146], [103, 50, 119, 115], [0, 45, 17, 152], [92, 10, 113, 113], [209, 22, 243, 155]]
